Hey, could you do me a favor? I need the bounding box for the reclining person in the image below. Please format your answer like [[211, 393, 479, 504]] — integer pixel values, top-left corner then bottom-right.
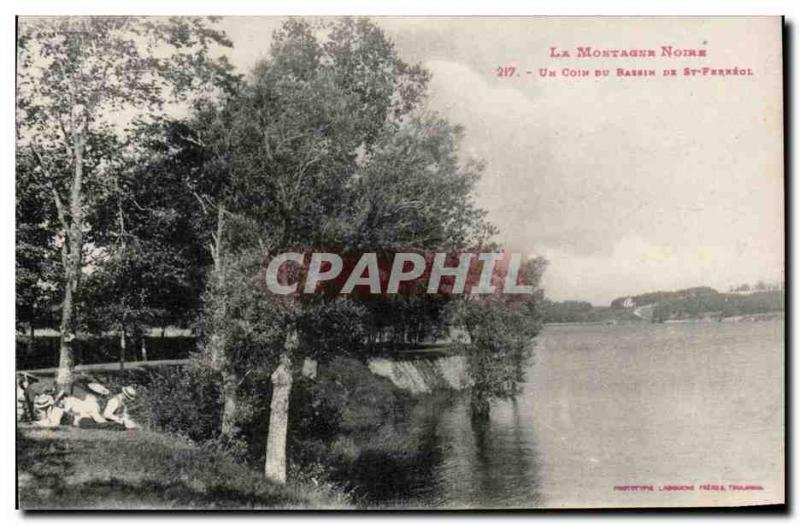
[[31, 394, 65, 428], [62, 393, 107, 426], [103, 386, 139, 429]]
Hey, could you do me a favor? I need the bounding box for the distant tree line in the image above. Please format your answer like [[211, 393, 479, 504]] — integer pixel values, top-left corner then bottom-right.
[[610, 286, 718, 310], [543, 283, 785, 324], [540, 300, 596, 323], [728, 281, 784, 293], [650, 290, 784, 322]]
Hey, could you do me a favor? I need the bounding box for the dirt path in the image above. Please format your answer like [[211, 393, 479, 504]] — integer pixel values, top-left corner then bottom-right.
[[20, 358, 189, 376]]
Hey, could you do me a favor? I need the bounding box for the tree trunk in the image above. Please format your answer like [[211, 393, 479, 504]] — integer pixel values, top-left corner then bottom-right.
[[469, 393, 491, 422], [207, 333, 225, 371], [265, 353, 293, 484], [220, 369, 239, 439], [141, 334, 148, 361], [55, 281, 75, 390], [208, 205, 226, 369], [210, 332, 236, 439], [119, 328, 126, 370], [28, 324, 35, 355], [55, 117, 85, 392], [205, 203, 239, 439]]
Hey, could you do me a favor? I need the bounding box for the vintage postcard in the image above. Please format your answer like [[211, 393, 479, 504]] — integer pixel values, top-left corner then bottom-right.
[[15, 16, 784, 509]]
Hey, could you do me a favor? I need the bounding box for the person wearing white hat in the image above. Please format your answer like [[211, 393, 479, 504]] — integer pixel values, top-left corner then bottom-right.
[[17, 375, 30, 421], [103, 386, 139, 429], [31, 394, 65, 428], [16, 372, 41, 422]]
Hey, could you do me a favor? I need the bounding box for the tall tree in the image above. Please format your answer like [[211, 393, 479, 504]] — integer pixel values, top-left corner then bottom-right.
[[192, 17, 429, 448], [110, 17, 515, 483], [199, 18, 494, 483], [16, 16, 236, 389]]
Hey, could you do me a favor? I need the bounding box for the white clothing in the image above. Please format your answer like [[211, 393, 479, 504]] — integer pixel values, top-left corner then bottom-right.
[[103, 394, 139, 429], [33, 406, 64, 427], [63, 394, 107, 426]]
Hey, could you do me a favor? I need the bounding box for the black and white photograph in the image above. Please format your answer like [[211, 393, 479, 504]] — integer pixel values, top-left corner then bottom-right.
[[14, 14, 785, 510]]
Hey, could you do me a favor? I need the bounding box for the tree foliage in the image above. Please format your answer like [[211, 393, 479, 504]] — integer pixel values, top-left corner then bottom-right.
[[189, 16, 495, 366], [16, 151, 60, 332], [16, 16, 236, 386], [450, 257, 547, 417], [16, 16, 548, 479]]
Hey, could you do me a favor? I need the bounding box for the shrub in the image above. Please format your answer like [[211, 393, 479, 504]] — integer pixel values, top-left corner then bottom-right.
[[286, 356, 416, 488], [131, 363, 224, 443], [303, 357, 411, 436]]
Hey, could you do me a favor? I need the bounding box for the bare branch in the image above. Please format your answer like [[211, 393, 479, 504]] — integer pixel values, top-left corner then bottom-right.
[[57, 116, 73, 158], [191, 191, 209, 215]]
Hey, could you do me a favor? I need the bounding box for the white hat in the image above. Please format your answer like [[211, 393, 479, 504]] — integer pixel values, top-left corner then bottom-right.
[[87, 382, 110, 396], [122, 386, 136, 400], [34, 394, 54, 409]]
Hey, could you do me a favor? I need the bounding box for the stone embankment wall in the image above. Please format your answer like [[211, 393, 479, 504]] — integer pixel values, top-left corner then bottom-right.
[[367, 355, 469, 394]]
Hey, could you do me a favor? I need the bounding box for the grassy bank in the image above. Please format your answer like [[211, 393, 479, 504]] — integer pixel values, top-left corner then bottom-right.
[[17, 356, 458, 509], [17, 426, 350, 510]]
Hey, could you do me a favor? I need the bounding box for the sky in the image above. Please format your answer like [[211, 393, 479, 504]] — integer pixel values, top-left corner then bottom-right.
[[216, 17, 784, 305]]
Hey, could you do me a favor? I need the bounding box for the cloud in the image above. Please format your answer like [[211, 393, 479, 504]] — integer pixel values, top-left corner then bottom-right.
[[218, 19, 784, 305], [422, 58, 783, 304], [538, 235, 783, 305]]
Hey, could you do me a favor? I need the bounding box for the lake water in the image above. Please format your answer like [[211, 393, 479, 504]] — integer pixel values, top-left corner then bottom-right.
[[365, 320, 784, 509]]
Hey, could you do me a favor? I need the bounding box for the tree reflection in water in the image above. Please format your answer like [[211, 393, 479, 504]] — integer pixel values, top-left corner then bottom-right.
[[345, 392, 542, 509]]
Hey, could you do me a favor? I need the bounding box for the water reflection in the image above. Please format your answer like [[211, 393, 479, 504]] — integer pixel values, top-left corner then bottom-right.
[[351, 391, 542, 509], [431, 395, 542, 509], [349, 321, 783, 508]]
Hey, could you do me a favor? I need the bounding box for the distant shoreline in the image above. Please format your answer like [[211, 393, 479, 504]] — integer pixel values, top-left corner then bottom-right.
[[544, 311, 784, 327]]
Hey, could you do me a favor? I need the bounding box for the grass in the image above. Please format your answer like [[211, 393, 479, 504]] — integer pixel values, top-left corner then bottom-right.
[[17, 426, 350, 510]]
